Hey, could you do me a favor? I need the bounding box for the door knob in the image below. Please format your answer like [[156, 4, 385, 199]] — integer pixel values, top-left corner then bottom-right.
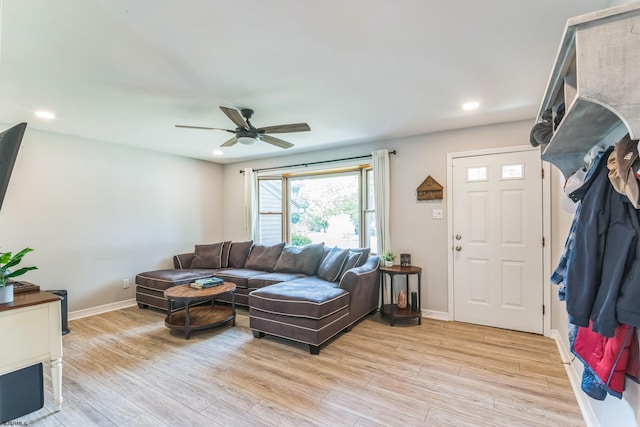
[[455, 246, 462, 252]]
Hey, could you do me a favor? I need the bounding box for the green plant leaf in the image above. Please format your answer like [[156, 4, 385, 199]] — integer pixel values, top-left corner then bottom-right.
[[3, 247, 34, 269], [6, 266, 38, 278], [0, 252, 11, 264], [0, 248, 36, 286]]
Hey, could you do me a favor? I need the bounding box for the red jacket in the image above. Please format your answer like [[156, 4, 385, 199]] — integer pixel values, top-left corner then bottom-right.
[[572, 321, 639, 398]]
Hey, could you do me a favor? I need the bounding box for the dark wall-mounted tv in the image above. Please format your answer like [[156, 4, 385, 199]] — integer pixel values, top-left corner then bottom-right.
[[0, 122, 27, 211]]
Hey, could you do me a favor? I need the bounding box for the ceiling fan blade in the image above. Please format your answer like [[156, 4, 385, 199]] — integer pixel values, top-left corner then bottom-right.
[[175, 124, 232, 131], [220, 136, 238, 147], [262, 134, 294, 149], [259, 123, 311, 134], [220, 106, 249, 130]]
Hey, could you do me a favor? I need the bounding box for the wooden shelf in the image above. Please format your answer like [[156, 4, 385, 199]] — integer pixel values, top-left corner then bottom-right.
[[164, 305, 234, 328], [541, 99, 628, 176], [381, 304, 420, 319], [537, 3, 640, 176]]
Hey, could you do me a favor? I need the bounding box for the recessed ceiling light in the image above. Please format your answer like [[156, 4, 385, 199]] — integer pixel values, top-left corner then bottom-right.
[[35, 111, 56, 119], [462, 101, 480, 111], [212, 150, 223, 156]]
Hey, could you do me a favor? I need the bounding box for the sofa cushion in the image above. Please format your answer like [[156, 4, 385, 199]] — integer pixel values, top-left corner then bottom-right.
[[136, 269, 217, 291], [286, 276, 338, 287], [274, 243, 324, 276], [214, 269, 264, 289], [339, 250, 363, 280], [245, 242, 285, 272], [249, 281, 349, 319], [321, 246, 331, 262], [173, 253, 195, 269], [248, 272, 307, 289], [349, 248, 371, 267], [228, 240, 253, 268], [190, 242, 223, 269], [221, 241, 232, 268], [249, 305, 349, 346], [317, 247, 349, 282]]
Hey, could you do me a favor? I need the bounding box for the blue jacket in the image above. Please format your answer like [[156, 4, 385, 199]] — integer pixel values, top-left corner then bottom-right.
[[566, 147, 640, 337], [616, 207, 640, 328]]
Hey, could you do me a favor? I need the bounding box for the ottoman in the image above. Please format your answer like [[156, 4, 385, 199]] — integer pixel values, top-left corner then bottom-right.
[[248, 280, 351, 354], [135, 269, 217, 311]]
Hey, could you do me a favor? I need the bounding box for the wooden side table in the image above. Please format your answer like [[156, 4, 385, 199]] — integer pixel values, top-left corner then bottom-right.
[[379, 265, 422, 326], [163, 282, 236, 339]]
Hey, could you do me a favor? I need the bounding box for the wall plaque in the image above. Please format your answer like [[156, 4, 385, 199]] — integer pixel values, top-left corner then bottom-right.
[[417, 175, 443, 201]]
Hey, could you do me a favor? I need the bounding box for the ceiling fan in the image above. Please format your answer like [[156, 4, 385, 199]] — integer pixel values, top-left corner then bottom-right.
[[175, 106, 310, 149]]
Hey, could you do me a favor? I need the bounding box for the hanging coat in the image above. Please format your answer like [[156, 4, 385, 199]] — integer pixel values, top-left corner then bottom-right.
[[572, 321, 639, 399]]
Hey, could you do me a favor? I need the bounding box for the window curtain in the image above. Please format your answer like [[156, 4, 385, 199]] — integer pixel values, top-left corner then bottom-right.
[[373, 149, 390, 256], [243, 167, 258, 240]]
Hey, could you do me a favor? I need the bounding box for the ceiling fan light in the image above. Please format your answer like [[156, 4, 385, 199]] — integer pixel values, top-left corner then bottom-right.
[[237, 136, 256, 145]]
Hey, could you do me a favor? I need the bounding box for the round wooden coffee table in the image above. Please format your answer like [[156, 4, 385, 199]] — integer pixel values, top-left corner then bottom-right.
[[163, 282, 236, 339]]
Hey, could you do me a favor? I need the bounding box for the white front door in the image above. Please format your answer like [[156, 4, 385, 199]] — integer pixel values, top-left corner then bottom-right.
[[451, 148, 543, 334]]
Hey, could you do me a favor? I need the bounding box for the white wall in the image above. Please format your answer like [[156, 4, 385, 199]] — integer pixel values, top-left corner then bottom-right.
[[223, 119, 533, 313], [607, 0, 636, 6], [0, 126, 224, 312]]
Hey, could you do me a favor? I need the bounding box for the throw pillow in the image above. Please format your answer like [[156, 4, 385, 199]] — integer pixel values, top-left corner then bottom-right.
[[339, 250, 363, 280], [221, 241, 232, 268], [317, 246, 350, 282], [245, 242, 286, 272], [228, 240, 253, 268], [349, 247, 371, 267], [190, 242, 223, 269], [274, 243, 324, 276], [321, 245, 332, 261]]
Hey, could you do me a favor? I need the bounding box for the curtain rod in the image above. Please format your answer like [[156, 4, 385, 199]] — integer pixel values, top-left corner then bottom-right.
[[239, 150, 396, 174]]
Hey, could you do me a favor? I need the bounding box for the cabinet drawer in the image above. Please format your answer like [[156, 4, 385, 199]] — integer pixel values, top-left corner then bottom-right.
[[0, 305, 51, 371]]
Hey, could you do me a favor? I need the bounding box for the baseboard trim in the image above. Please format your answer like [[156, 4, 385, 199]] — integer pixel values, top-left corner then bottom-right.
[[422, 309, 448, 321], [550, 329, 600, 427], [69, 298, 137, 321]]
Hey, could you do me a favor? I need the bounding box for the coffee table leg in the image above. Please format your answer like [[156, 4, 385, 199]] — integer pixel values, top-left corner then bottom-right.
[[231, 290, 236, 326], [184, 298, 192, 339]]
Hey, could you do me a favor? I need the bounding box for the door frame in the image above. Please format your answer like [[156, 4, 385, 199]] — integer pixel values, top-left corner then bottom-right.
[[446, 145, 552, 336]]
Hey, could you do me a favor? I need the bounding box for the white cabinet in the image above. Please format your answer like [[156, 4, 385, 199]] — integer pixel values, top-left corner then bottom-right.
[[0, 292, 63, 411], [538, 3, 640, 177]]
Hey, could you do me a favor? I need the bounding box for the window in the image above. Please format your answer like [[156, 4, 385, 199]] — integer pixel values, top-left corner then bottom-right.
[[257, 166, 374, 248], [363, 168, 376, 250], [501, 163, 524, 180], [289, 172, 359, 247], [467, 166, 488, 182], [257, 178, 284, 244]]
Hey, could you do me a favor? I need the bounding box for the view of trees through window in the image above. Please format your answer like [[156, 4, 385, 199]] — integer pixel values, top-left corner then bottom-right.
[[290, 173, 360, 248], [257, 167, 376, 249]]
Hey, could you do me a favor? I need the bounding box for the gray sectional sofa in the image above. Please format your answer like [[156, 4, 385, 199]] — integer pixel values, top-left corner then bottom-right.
[[135, 241, 380, 354]]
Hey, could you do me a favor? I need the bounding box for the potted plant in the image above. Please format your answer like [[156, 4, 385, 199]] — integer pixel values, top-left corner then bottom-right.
[[380, 251, 396, 267], [0, 247, 37, 304]]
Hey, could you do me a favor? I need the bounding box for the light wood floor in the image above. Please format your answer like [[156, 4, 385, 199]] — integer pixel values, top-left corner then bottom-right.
[[14, 307, 584, 426]]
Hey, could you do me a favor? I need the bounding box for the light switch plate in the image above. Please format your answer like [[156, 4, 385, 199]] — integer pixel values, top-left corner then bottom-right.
[[432, 208, 443, 219]]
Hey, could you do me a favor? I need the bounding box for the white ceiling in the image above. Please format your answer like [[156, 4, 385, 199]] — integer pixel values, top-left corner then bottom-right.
[[0, 0, 611, 164]]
